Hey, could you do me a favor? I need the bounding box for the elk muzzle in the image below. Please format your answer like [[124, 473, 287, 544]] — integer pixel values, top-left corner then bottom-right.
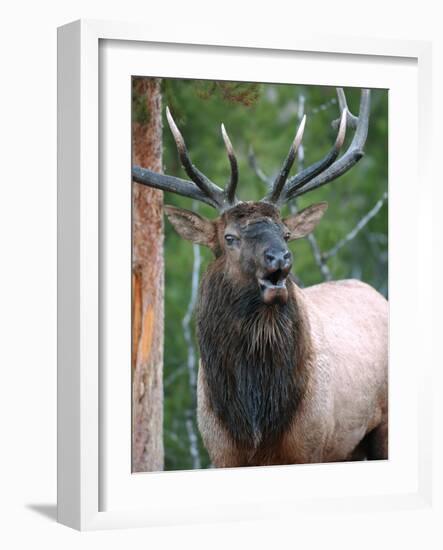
[[258, 246, 292, 305]]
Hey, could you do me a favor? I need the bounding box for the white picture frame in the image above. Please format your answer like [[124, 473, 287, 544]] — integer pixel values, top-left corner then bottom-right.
[[57, 19, 434, 531]]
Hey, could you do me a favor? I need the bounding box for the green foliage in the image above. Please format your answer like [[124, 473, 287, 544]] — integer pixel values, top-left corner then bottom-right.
[[159, 79, 388, 471]]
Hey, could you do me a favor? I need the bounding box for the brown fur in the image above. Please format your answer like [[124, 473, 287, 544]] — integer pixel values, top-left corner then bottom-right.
[[198, 265, 311, 457]]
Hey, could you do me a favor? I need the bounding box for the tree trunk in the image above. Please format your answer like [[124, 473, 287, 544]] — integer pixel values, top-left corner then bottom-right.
[[132, 78, 164, 472]]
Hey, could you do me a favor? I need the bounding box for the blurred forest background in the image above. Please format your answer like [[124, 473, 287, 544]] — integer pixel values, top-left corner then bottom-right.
[[132, 78, 388, 471]]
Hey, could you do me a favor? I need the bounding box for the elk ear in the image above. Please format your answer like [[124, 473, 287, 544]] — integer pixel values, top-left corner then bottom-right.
[[283, 202, 328, 241], [164, 205, 217, 249]]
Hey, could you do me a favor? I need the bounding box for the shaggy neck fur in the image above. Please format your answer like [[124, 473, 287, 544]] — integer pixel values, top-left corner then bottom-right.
[[197, 259, 311, 451]]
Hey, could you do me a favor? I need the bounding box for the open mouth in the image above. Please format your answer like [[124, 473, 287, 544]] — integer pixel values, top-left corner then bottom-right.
[[258, 269, 288, 304], [258, 268, 286, 290]]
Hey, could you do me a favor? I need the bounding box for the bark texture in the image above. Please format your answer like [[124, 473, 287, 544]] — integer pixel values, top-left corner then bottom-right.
[[132, 78, 164, 472]]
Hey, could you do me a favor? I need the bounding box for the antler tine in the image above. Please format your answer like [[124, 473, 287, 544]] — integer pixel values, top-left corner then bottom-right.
[[221, 123, 239, 205], [282, 107, 347, 200], [264, 114, 306, 204], [334, 88, 359, 130], [283, 88, 371, 202], [165, 107, 224, 206]]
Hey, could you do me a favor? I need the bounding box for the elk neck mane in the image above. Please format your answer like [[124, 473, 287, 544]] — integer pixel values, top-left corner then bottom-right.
[[197, 258, 312, 451]]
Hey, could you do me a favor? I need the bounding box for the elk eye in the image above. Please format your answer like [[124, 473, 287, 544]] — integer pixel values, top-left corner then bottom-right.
[[224, 234, 238, 245]]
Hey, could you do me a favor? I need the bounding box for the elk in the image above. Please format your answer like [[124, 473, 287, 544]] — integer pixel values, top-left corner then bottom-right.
[[133, 88, 388, 467]]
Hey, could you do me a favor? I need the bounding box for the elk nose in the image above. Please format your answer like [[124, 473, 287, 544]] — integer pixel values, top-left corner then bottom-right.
[[264, 248, 292, 271]]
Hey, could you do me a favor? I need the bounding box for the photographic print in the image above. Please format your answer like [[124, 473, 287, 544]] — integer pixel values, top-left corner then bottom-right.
[[131, 78, 388, 473]]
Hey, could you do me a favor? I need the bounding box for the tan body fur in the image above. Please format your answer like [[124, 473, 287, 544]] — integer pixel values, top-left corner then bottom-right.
[[197, 279, 388, 467]]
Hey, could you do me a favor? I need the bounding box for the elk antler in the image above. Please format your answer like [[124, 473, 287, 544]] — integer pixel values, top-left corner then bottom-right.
[[221, 123, 239, 205], [132, 89, 371, 212], [263, 88, 371, 206], [132, 107, 239, 211], [266, 115, 306, 204]]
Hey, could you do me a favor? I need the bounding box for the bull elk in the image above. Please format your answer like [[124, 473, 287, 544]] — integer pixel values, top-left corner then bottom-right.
[[133, 88, 388, 467]]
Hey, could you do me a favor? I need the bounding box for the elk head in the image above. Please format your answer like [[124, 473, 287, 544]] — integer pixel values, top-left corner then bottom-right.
[[164, 201, 328, 305], [132, 89, 370, 305]]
